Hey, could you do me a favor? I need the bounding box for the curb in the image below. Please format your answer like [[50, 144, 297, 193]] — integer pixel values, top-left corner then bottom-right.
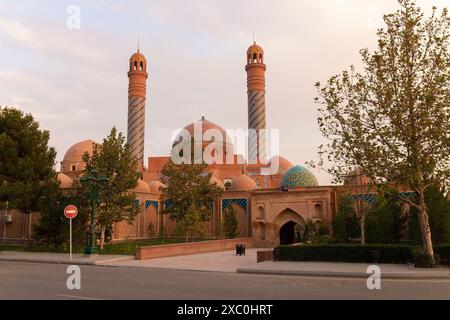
[[236, 268, 450, 280], [0, 255, 134, 266]]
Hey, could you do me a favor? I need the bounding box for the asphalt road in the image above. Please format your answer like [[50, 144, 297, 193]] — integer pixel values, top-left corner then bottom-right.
[[0, 261, 449, 300]]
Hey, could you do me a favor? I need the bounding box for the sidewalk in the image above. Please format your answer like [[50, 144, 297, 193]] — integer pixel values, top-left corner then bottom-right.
[[237, 261, 450, 279], [0, 251, 134, 266], [106, 249, 260, 273]]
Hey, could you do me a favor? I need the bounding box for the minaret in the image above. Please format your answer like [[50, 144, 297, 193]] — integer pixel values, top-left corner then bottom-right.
[[246, 41, 266, 164], [127, 48, 148, 170]]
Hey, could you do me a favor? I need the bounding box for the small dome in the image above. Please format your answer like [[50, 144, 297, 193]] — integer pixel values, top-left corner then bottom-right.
[[210, 176, 225, 190], [280, 166, 319, 189], [132, 179, 151, 193], [269, 156, 293, 175], [247, 42, 263, 53], [63, 139, 96, 163], [344, 167, 372, 185], [230, 174, 257, 191], [130, 50, 147, 62], [148, 180, 165, 193], [57, 173, 73, 189]]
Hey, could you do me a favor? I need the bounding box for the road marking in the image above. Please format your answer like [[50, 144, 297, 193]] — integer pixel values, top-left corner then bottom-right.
[[56, 294, 103, 300]]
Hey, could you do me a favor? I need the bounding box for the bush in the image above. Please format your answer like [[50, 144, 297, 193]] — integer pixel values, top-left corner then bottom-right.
[[435, 245, 450, 265], [411, 247, 435, 268], [274, 244, 414, 264]]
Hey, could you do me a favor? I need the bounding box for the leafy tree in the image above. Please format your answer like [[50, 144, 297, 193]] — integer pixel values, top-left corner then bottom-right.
[[314, 1, 449, 261], [223, 206, 238, 239], [162, 159, 223, 242], [82, 127, 140, 249], [34, 180, 89, 248], [332, 194, 360, 243], [0, 107, 57, 214], [365, 192, 406, 244]]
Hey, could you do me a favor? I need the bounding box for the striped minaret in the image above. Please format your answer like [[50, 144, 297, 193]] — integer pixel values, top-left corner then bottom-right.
[[246, 41, 267, 164], [127, 49, 148, 170]]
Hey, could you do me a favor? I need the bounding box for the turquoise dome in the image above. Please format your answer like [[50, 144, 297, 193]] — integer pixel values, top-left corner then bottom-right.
[[280, 165, 319, 189]]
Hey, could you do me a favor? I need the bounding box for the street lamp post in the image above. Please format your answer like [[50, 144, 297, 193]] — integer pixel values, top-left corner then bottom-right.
[[80, 169, 109, 255]]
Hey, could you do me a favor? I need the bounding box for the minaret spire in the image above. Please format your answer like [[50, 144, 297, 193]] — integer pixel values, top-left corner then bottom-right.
[[127, 48, 148, 171], [245, 40, 267, 164]]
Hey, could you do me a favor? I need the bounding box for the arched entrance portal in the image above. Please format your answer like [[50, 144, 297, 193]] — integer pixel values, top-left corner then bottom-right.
[[279, 221, 297, 245], [275, 208, 306, 245]]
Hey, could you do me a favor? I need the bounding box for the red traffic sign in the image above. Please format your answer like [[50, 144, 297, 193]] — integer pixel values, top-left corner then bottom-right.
[[64, 205, 78, 219]]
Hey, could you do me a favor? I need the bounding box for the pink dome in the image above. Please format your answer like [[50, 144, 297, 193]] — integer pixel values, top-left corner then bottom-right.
[[63, 139, 97, 163], [148, 180, 165, 193], [132, 179, 151, 193], [230, 174, 257, 191], [269, 155, 293, 175]]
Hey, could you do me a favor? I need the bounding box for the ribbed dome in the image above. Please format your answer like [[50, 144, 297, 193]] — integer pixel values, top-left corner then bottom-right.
[[210, 176, 225, 190], [57, 173, 74, 189], [148, 180, 165, 193], [63, 140, 96, 163], [280, 166, 319, 189], [230, 174, 257, 191], [247, 42, 263, 54], [132, 179, 151, 193], [130, 50, 147, 62]]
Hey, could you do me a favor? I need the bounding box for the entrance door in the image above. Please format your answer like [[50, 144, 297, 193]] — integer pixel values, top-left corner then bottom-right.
[[279, 221, 299, 245]]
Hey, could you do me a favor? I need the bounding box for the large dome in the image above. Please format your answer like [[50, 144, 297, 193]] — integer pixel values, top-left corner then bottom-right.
[[61, 139, 97, 173], [268, 155, 293, 175], [280, 166, 319, 189], [63, 139, 96, 163], [172, 117, 234, 158]]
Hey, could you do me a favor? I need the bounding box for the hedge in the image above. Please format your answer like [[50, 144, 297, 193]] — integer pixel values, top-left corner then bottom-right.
[[274, 244, 450, 266], [274, 244, 414, 264]]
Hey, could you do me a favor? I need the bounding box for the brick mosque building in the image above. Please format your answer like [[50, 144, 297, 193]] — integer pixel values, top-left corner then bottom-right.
[[1, 42, 389, 247]]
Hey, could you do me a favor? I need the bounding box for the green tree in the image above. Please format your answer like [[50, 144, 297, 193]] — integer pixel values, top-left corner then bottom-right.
[[162, 159, 223, 242], [365, 192, 406, 244], [82, 127, 140, 249], [314, 1, 449, 261], [300, 219, 317, 243], [223, 206, 239, 239], [0, 107, 57, 214], [34, 180, 89, 248], [332, 194, 360, 243]]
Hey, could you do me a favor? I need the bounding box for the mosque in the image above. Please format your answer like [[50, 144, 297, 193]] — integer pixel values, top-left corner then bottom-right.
[[0, 41, 378, 246]]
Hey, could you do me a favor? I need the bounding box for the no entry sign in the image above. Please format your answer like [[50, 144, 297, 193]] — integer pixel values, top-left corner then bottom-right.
[[64, 205, 78, 219]]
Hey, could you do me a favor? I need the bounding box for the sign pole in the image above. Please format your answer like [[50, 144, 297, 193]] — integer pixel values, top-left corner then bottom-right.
[[69, 218, 73, 260], [64, 205, 78, 261]]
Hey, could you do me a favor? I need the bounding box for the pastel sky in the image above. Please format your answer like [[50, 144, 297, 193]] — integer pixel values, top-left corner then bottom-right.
[[0, 0, 447, 184]]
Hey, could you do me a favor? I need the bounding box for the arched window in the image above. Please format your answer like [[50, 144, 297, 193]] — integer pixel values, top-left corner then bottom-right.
[[140, 61, 144, 71], [253, 53, 257, 63], [258, 206, 265, 219], [314, 204, 323, 217], [259, 53, 263, 63], [134, 61, 138, 71]]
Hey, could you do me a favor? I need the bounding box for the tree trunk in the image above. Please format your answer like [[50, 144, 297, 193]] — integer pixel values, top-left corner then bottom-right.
[[417, 190, 434, 261], [361, 211, 365, 246], [185, 230, 189, 243], [99, 226, 106, 250]]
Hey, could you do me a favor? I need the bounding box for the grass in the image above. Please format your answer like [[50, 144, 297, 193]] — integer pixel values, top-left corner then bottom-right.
[[0, 238, 200, 256]]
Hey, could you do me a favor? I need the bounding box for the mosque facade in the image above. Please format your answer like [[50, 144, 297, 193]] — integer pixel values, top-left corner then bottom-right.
[[0, 42, 382, 247]]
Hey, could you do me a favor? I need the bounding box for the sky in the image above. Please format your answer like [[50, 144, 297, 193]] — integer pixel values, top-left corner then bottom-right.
[[0, 0, 447, 185]]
